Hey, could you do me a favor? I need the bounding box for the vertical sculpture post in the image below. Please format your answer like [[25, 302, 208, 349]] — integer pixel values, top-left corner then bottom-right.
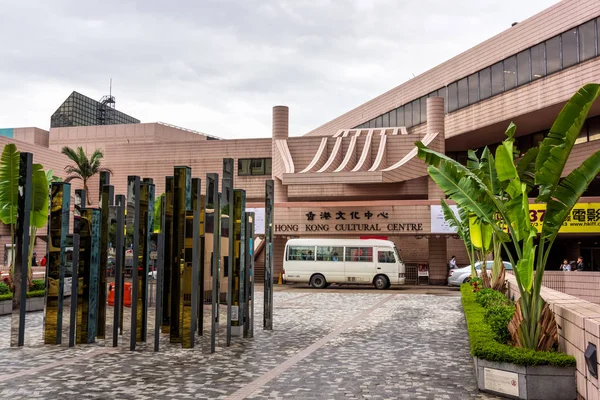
[[137, 180, 154, 343], [127, 176, 141, 351], [264, 180, 274, 330], [162, 176, 174, 333], [74, 189, 86, 228], [181, 178, 200, 348], [171, 166, 190, 343], [97, 183, 113, 340], [44, 182, 71, 344], [99, 171, 110, 204], [76, 208, 100, 344], [232, 189, 246, 337], [69, 234, 80, 347], [10, 152, 33, 347], [154, 195, 166, 352], [222, 159, 234, 346], [244, 212, 255, 338], [197, 194, 205, 336], [112, 195, 125, 347], [206, 173, 220, 352]]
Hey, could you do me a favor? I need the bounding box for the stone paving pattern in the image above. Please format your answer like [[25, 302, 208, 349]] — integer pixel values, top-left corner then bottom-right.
[[0, 289, 499, 399]]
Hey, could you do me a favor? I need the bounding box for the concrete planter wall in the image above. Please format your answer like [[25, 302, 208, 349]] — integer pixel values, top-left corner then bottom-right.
[[474, 357, 576, 400], [0, 296, 45, 316]]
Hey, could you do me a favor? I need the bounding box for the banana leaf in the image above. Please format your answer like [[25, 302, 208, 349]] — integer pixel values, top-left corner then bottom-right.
[[536, 83, 600, 202], [30, 164, 49, 229], [516, 147, 539, 193], [0, 144, 20, 225]]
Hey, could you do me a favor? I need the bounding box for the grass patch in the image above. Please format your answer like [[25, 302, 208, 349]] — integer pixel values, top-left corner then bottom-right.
[[0, 293, 11, 301], [26, 290, 45, 298], [461, 284, 575, 367]]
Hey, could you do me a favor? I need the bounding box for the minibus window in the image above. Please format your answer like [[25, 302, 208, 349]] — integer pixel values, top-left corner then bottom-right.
[[378, 250, 395, 263], [345, 247, 373, 262], [317, 246, 343, 262], [288, 246, 315, 261]]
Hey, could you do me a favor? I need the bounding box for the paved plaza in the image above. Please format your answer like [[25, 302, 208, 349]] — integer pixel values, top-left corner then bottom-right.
[[0, 287, 498, 399]]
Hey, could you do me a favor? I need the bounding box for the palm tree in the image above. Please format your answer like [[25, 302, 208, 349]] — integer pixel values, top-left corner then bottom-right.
[[61, 146, 112, 205]]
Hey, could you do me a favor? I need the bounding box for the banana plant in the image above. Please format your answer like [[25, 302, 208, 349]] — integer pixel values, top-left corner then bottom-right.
[[0, 144, 20, 282], [469, 215, 493, 287], [417, 83, 600, 350], [26, 163, 50, 285], [440, 200, 477, 278]]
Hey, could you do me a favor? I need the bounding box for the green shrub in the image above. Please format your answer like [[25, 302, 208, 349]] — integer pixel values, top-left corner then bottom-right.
[[26, 290, 45, 298], [0, 282, 10, 295], [461, 284, 575, 367], [30, 279, 45, 291], [475, 288, 510, 308], [485, 303, 515, 344], [0, 293, 12, 301]]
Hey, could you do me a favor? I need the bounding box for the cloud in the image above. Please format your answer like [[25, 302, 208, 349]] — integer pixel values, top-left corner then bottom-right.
[[0, 0, 558, 139]]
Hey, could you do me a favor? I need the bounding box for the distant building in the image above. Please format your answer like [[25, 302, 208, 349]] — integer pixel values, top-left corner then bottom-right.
[[50, 91, 140, 128]]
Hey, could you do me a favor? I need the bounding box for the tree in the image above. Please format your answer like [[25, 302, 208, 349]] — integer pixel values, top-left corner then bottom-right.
[[417, 84, 600, 350], [61, 146, 111, 205]]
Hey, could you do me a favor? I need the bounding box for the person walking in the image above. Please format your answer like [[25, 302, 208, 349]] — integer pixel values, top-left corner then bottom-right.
[[449, 255, 457, 270], [576, 256, 585, 271], [31, 252, 37, 267], [560, 259, 571, 271]]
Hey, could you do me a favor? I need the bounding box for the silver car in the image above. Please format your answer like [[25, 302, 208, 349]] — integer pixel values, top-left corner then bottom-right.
[[447, 260, 513, 286]]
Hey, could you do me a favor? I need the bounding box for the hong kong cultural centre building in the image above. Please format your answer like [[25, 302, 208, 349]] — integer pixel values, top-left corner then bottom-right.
[[1, 0, 600, 284]]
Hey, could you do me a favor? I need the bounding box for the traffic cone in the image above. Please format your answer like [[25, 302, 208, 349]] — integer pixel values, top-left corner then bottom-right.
[[278, 273, 283, 285]]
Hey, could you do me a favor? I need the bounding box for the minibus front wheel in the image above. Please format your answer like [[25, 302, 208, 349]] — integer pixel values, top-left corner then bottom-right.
[[373, 274, 390, 290], [309, 274, 327, 289]]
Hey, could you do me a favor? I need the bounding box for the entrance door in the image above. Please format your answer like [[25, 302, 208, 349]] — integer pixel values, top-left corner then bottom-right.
[[376, 248, 398, 284], [581, 247, 600, 271]]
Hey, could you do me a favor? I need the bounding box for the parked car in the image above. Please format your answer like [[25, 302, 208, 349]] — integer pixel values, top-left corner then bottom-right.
[[447, 260, 513, 287]]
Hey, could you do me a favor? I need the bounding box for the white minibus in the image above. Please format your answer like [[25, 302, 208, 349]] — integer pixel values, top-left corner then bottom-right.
[[283, 238, 405, 289]]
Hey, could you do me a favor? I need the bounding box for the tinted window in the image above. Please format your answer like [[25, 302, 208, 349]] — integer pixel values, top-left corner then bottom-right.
[[579, 20, 597, 62], [368, 119, 375, 128], [345, 247, 373, 262], [546, 36, 561, 74], [404, 102, 412, 127], [503, 56, 517, 90], [420, 96, 427, 123], [238, 159, 251, 176], [287, 246, 315, 261], [437, 87, 447, 113], [317, 246, 343, 262], [562, 28, 578, 68], [479, 68, 491, 100], [530, 43, 545, 80], [491, 62, 503, 96], [389, 108, 397, 126], [251, 159, 264, 175], [375, 115, 383, 128], [378, 250, 395, 263], [396, 107, 404, 127], [457, 77, 468, 108], [447, 82, 458, 112], [411, 99, 420, 125], [382, 112, 390, 127], [589, 117, 600, 142], [468, 73, 478, 105], [517, 49, 530, 86]]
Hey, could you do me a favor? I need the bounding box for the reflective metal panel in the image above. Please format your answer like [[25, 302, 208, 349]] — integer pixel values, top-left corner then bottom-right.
[[244, 212, 255, 338], [232, 189, 246, 337], [127, 176, 141, 350], [162, 176, 174, 332], [97, 184, 113, 339], [264, 180, 274, 330], [223, 158, 233, 346], [76, 208, 100, 344]]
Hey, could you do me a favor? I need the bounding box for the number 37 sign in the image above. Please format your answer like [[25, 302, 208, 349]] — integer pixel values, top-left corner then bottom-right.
[[529, 203, 600, 233]]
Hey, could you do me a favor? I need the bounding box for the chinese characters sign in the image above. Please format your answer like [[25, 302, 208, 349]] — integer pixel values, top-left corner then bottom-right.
[[529, 203, 600, 233]]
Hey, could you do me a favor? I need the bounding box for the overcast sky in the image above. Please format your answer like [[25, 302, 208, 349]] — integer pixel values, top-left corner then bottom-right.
[[0, 0, 558, 139]]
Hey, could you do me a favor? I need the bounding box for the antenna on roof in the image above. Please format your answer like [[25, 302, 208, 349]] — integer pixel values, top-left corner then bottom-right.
[[109, 78, 112, 97]]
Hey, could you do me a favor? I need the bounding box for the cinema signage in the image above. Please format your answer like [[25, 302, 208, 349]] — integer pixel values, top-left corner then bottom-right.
[[274, 208, 424, 234]]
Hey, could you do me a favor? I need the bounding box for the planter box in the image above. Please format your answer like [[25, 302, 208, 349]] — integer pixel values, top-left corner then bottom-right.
[[0, 297, 45, 316], [474, 357, 576, 400]]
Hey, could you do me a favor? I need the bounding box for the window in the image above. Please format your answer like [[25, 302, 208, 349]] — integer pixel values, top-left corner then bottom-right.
[[491, 61, 504, 96], [420, 96, 427, 123], [479, 67, 491, 100], [345, 247, 373, 262], [530, 43, 545, 80], [404, 102, 412, 127], [287, 246, 315, 261], [382, 112, 390, 127], [503, 56, 517, 90], [457, 77, 468, 109], [388, 108, 397, 126], [579, 20, 596, 62], [411, 98, 420, 125], [575, 126, 588, 144], [437, 87, 447, 113], [378, 250, 396, 263], [447, 82, 458, 112], [368, 119, 375, 128], [546, 36, 561, 74], [468, 73, 478, 105], [396, 106, 404, 127], [375, 115, 383, 128], [562, 28, 578, 68], [589, 117, 600, 142], [517, 49, 531, 86], [317, 246, 343, 262], [238, 158, 272, 176]]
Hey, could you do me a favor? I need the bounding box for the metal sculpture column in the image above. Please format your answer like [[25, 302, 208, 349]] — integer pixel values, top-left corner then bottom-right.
[[162, 176, 174, 333], [223, 159, 234, 345], [10, 152, 33, 347], [44, 182, 71, 344], [69, 234, 80, 347], [197, 193, 205, 336], [137, 179, 154, 343], [112, 195, 126, 347], [98, 181, 114, 340], [76, 208, 100, 344], [154, 195, 166, 352], [232, 189, 246, 337], [205, 173, 220, 352], [181, 178, 200, 348], [127, 176, 141, 350], [244, 212, 255, 338], [264, 180, 274, 330], [171, 166, 190, 344]]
